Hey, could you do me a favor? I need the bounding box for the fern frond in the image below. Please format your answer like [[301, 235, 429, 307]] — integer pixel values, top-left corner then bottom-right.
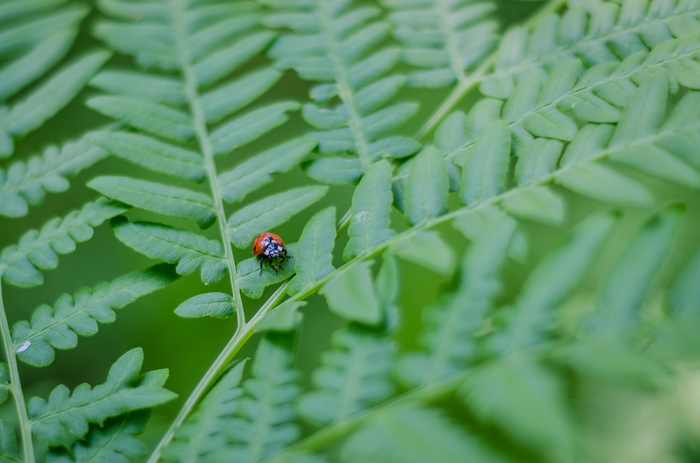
[[0, 135, 109, 218], [384, 0, 499, 87], [298, 325, 394, 425], [47, 411, 150, 463], [263, 0, 421, 182], [11, 264, 178, 368], [0, 198, 128, 288], [479, 0, 700, 99], [396, 214, 516, 387], [492, 211, 616, 352], [0, 48, 111, 158], [219, 333, 301, 463], [162, 361, 245, 463], [28, 348, 177, 447], [340, 404, 504, 463], [458, 353, 575, 461]]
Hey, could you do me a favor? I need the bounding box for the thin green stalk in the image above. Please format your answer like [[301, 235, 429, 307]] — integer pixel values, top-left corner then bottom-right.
[[0, 285, 35, 463], [172, 0, 244, 324]]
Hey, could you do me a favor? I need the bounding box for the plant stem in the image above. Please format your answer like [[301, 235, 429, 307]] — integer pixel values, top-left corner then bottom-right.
[[145, 283, 289, 463], [0, 285, 35, 463], [172, 0, 244, 324]]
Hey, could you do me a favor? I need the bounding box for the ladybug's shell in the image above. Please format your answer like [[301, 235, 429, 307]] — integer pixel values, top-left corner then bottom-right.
[[253, 232, 285, 255]]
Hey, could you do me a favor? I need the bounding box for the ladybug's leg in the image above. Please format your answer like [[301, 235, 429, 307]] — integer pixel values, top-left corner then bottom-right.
[[259, 256, 266, 275]]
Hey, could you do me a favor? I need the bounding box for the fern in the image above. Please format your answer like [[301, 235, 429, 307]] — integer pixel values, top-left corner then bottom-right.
[[3, 0, 700, 462], [262, 0, 422, 183]]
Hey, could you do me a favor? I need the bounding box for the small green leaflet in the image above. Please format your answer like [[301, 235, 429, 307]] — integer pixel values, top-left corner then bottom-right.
[[501, 186, 565, 226], [391, 231, 456, 277], [255, 301, 306, 333], [86, 95, 196, 143], [111, 218, 227, 284], [320, 261, 381, 326], [228, 186, 328, 248], [86, 131, 206, 183], [89, 176, 216, 229], [403, 146, 449, 225], [556, 163, 653, 208], [0, 420, 17, 461], [288, 207, 336, 295], [175, 293, 235, 319], [343, 160, 396, 260], [218, 138, 316, 204], [460, 120, 511, 205]]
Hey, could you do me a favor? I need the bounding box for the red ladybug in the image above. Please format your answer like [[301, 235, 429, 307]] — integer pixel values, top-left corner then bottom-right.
[[252, 232, 290, 275]]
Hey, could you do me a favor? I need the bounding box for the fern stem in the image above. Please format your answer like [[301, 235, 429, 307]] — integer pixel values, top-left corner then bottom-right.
[[317, 0, 372, 170], [145, 282, 290, 463], [171, 0, 244, 323], [415, 0, 567, 140], [0, 285, 35, 463]]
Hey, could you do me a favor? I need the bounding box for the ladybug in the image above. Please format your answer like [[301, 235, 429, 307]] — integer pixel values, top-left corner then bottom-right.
[[252, 232, 291, 275]]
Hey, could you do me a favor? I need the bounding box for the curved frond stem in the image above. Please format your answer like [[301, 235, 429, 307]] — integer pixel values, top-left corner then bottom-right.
[[0, 285, 35, 463], [145, 282, 290, 463], [317, 0, 372, 170], [415, 0, 567, 140], [171, 0, 244, 323]]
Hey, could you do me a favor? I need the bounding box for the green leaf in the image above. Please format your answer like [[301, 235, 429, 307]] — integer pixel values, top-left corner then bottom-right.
[[556, 163, 653, 208], [320, 261, 381, 326], [29, 348, 177, 447], [391, 231, 456, 277], [0, 29, 76, 101], [343, 160, 396, 260], [47, 411, 150, 463], [341, 404, 504, 463], [494, 211, 617, 350], [89, 176, 216, 229], [86, 96, 195, 143], [111, 218, 227, 285], [89, 70, 186, 106], [0, 420, 17, 461], [218, 334, 301, 462], [514, 138, 563, 185], [255, 301, 306, 333], [237, 244, 298, 300], [303, 157, 364, 185], [175, 293, 235, 320], [218, 138, 316, 204], [288, 207, 336, 295], [201, 68, 283, 123], [609, 73, 668, 148], [0, 363, 8, 406], [522, 107, 578, 141], [227, 186, 328, 249], [0, 135, 109, 218], [86, 131, 206, 183], [0, 198, 127, 288], [460, 120, 511, 205], [162, 361, 245, 463], [1, 50, 111, 157], [404, 146, 449, 225], [598, 205, 683, 331], [459, 354, 574, 460], [501, 186, 565, 226], [298, 326, 394, 425], [12, 264, 178, 367], [210, 102, 300, 156]]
